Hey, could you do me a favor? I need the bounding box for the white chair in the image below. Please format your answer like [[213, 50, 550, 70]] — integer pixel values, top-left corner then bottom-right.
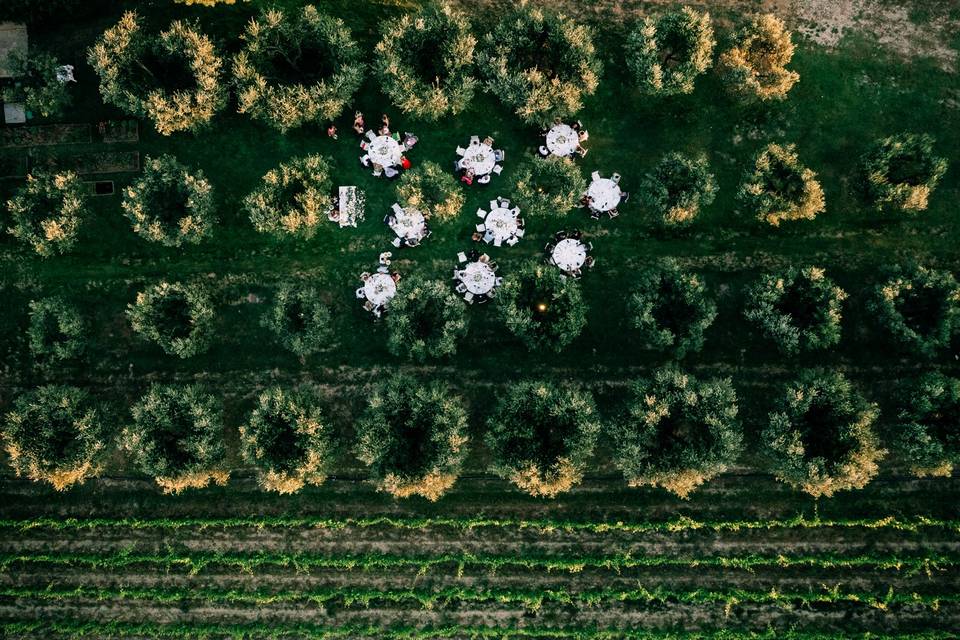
[[469, 135, 480, 145], [456, 146, 467, 156], [493, 165, 503, 175], [384, 166, 399, 178], [483, 230, 494, 244], [360, 155, 371, 167], [591, 170, 601, 181], [477, 208, 487, 218], [464, 291, 474, 304], [489, 200, 499, 210], [506, 237, 519, 246], [493, 237, 503, 247], [391, 237, 402, 247], [515, 228, 525, 238], [355, 288, 366, 299], [611, 172, 621, 184], [498, 197, 510, 207], [456, 283, 467, 293], [457, 251, 468, 263], [477, 174, 491, 184], [365, 130, 377, 141], [494, 149, 505, 162], [538, 145, 549, 157], [377, 265, 389, 274], [391, 203, 404, 215], [495, 277, 503, 286], [476, 223, 486, 232], [455, 158, 465, 171]]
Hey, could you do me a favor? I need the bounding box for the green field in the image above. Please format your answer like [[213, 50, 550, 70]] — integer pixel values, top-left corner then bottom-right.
[[1, 0, 959, 637]]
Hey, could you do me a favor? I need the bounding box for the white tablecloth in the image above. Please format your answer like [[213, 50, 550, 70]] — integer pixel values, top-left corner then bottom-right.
[[364, 273, 397, 306], [552, 239, 587, 272], [367, 135, 403, 167], [391, 207, 426, 240], [546, 124, 578, 157], [460, 261, 496, 295], [461, 142, 496, 176], [587, 178, 622, 212], [338, 186, 359, 227], [484, 206, 518, 243]]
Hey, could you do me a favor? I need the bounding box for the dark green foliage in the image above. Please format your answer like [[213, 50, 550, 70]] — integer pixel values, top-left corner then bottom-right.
[[738, 143, 824, 226], [127, 281, 215, 359], [763, 370, 882, 497], [244, 154, 334, 239], [6, 170, 88, 257], [2, 50, 72, 118], [260, 283, 334, 358], [638, 152, 717, 227], [625, 8, 715, 96], [26, 297, 85, 364], [857, 133, 948, 212], [355, 375, 468, 501], [2, 386, 107, 491], [743, 266, 846, 355], [611, 368, 742, 498], [513, 156, 587, 218], [627, 262, 716, 357], [124, 384, 227, 493], [496, 261, 587, 352], [485, 381, 600, 497], [386, 278, 468, 362], [239, 387, 333, 493], [892, 373, 960, 477], [476, 6, 600, 125], [866, 265, 960, 358], [395, 161, 464, 222], [374, 2, 477, 120]]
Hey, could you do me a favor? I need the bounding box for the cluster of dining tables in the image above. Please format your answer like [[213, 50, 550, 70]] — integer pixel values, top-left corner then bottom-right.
[[455, 135, 505, 185], [475, 196, 524, 247]]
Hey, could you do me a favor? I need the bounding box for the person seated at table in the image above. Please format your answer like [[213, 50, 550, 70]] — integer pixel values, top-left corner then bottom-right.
[[328, 210, 340, 222], [400, 156, 411, 170], [379, 123, 390, 136], [555, 230, 567, 241], [460, 168, 475, 185], [360, 272, 371, 281], [353, 111, 365, 135], [360, 154, 371, 167], [584, 256, 595, 269], [578, 129, 589, 142], [576, 145, 588, 158], [467, 249, 480, 261], [471, 232, 483, 242], [402, 133, 418, 148], [570, 229, 582, 240], [477, 174, 491, 184], [478, 254, 490, 264], [391, 272, 402, 283], [570, 268, 582, 279], [579, 194, 592, 208], [384, 213, 396, 225], [482, 136, 494, 147], [571, 120, 582, 131], [384, 166, 399, 179], [553, 116, 562, 126], [516, 218, 525, 229], [379, 114, 390, 135], [372, 162, 384, 176]]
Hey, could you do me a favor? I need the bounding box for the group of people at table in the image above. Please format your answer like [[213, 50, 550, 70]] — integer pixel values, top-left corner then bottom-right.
[[348, 115, 612, 316]]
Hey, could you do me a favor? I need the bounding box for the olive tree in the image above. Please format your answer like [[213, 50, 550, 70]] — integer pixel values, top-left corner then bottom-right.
[[244, 154, 334, 240], [857, 133, 948, 213], [718, 13, 799, 102], [892, 373, 960, 478], [625, 8, 715, 96], [866, 265, 960, 358], [3, 386, 107, 491], [6, 170, 88, 257], [627, 263, 716, 357], [738, 143, 824, 226], [743, 266, 847, 355], [127, 281, 215, 358], [240, 387, 334, 494], [27, 297, 85, 364], [374, 2, 477, 119], [124, 384, 227, 493], [763, 370, 882, 497], [485, 380, 600, 498], [260, 282, 334, 359], [497, 261, 587, 352], [355, 375, 469, 501], [87, 12, 227, 135], [639, 152, 717, 228], [122, 154, 215, 247], [476, 6, 600, 125], [233, 5, 364, 132], [513, 156, 587, 218], [611, 368, 742, 498], [395, 161, 464, 222], [2, 50, 71, 118], [386, 278, 468, 362]]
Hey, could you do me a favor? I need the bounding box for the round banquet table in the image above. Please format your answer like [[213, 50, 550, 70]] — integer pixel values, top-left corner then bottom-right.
[[367, 135, 403, 167], [587, 178, 622, 212], [546, 123, 578, 157], [461, 142, 496, 176], [364, 273, 397, 306], [392, 207, 426, 240], [460, 261, 496, 295], [484, 207, 519, 243], [551, 239, 587, 272]]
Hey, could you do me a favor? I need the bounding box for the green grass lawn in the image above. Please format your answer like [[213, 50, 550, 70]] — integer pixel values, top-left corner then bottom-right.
[[1, 0, 959, 476]]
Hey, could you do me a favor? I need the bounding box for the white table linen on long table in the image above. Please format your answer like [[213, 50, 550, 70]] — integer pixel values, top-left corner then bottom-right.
[[460, 142, 496, 176], [460, 261, 496, 295], [338, 186, 359, 227], [390, 206, 426, 240], [552, 239, 587, 272], [367, 135, 403, 167], [484, 206, 519, 244], [587, 177, 622, 212], [546, 123, 578, 157], [364, 273, 397, 306]]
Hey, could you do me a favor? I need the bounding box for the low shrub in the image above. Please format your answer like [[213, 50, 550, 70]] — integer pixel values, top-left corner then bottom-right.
[[627, 263, 716, 357], [395, 161, 464, 222], [625, 8, 715, 96], [127, 281, 215, 358], [496, 261, 587, 352], [244, 154, 334, 240], [260, 283, 334, 358], [513, 156, 586, 218], [6, 170, 87, 257], [386, 278, 468, 362], [485, 381, 600, 497], [857, 133, 948, 213], [638, 152, 717, 227], [892, 373, 960, 477], [611, 368, 742, 498], [763, 370, 882, 497], [718, 13, 799, 102], [355, 375, 469, 501], [26, 297, 85, 364], [2, 50, 71, 118], [738, 143, 824, 226]]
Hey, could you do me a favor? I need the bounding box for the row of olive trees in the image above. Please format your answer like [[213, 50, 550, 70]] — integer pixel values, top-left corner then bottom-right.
[[16, 260, 960, 367], [4, 369, 957, 499], [85, 4, 809, 135]]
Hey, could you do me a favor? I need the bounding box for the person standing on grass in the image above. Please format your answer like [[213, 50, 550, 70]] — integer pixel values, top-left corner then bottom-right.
[[327, 123, 338, 140], [353, 111, 365, 135]]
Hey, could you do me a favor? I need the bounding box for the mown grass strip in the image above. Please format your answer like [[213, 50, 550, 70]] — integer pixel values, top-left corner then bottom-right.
[[2, 514, 957, 534], [2, 620, 958, 640], [2, 550, 955, 576], [1, 584, 954, 611]]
